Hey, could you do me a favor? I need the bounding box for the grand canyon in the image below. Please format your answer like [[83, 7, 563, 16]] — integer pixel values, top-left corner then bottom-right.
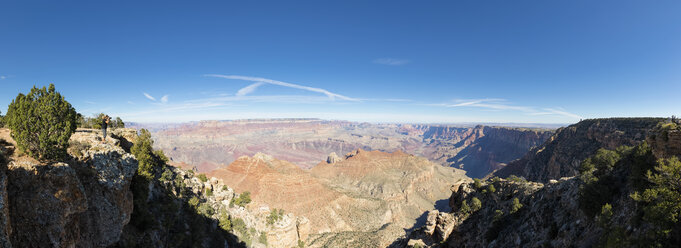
[[145, 119, 554, 178], [2, 2, 679, 247]]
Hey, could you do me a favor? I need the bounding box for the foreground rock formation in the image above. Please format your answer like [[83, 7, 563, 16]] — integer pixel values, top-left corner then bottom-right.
[[403, 118, 681, 247], [0, 128, 138, 247], [494, 118, 662, 182], [208, 149, 471, 247], [146, 119, 553, 178]]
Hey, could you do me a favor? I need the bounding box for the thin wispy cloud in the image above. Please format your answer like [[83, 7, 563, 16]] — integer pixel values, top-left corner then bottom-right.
[[0, 76, 6, 80], [436, 98, 582, 119], [373, 58, 410, 66], [84, 101, 96, 104], [161, 95, 169, 104], [436, 99, 532, 112], [143, 93, 156, 101], [205, 74, 360, 101], [236, 82, 264, 96], [529, 108, 584, 119]]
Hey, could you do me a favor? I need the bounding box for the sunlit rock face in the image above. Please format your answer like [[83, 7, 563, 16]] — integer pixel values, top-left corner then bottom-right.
[[145, 119, 552, 178], [208, 149, 471, 247]]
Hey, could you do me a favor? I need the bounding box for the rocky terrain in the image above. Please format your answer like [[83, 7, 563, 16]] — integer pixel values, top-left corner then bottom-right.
[[402, 118, 681, 247], [145, 119, 552, 178], [208, 148, 470, 247], [494, 118, 663, 182], [0, 128, 315, 248], [0, 128, 138, 247]]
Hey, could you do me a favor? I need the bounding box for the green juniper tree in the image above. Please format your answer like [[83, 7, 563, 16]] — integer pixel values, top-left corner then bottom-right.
[[5, 84, 77, 160]]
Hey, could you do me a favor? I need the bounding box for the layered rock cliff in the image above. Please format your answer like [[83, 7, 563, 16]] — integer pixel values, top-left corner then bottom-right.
[[403, 118, 681, 247], [494, 118, 662, 182], [147, 120, 552, 178], [423, 126, 552, 178]]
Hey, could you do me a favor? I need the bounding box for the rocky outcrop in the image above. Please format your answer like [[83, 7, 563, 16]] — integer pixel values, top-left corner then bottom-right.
[[326, 152, 342, 164], [177, 167, 305, 248], [77, 143, 137, 247], [7, 161, 88, 247], [403, 177, 592, 248], [403, 118, 681, 248], [648, 121, 681, 158], [494, 118, 662, 182], [1, 129, 137, 248]]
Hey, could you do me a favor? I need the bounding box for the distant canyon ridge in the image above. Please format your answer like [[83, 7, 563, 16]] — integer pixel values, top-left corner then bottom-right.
[[136, 119, 555, 178]]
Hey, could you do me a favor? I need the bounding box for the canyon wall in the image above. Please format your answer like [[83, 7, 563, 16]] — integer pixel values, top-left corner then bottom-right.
[[147, 119, 553, 178], [494, 118, 662, 182]]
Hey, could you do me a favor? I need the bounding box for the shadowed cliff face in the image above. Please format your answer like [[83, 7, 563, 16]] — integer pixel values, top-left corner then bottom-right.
[[146, 120, 552, 178], [402, 118, 681, 248], [494, 118, 663, 182], [0, 128, 138, 248]]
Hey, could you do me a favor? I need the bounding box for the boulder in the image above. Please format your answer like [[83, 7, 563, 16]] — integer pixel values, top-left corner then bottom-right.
[[433, 212, 456, 242], [326, 152, 342, 164], [424, 210, 439, 235]]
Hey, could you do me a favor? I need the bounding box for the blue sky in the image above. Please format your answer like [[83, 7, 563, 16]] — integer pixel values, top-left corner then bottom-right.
[[1, 0, 679, 124]]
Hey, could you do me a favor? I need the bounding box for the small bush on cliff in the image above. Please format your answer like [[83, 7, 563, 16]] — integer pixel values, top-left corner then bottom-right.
[[197, 173, 208, 182], [232, 217, 247, 235], [188, 197, 200, 208], [459, 200, 471, 215], [160, 168, 174, 182], [507, 175, 525, 183], [218, 209, 232, 231], [197, 203, 214, 217], [230, 191, 252, 208], [487, 184, 496, 193], [493, 209, 504, 221], [598, 203, 613, 227], [67, 140, 90, 158], [5, 84, 77, 160], [267, 208, 285, 225], [510, 197, 523, 214], [258, 232, 268, 245], [473, 178, 482, 190], [131, 129, 168, 179], [471, 197, 482, 212], [631, 157, 681, 246]]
